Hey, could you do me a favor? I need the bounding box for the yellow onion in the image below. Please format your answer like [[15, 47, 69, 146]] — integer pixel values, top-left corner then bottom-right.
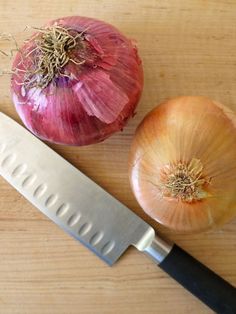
[[129, 96, 236, 233]]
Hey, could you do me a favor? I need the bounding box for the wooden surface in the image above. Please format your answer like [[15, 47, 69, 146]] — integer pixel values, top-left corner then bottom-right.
[[0, 1, 236, 313]]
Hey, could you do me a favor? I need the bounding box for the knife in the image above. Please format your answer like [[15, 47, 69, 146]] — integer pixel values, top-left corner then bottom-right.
[[0, 112, 235, 313]]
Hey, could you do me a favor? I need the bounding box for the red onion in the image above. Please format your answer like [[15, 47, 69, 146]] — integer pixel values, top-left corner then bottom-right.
[[11, 16, 143, 146]]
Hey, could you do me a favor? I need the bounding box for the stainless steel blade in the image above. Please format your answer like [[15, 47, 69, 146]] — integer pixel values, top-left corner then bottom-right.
[[0, 112, 155, 265]]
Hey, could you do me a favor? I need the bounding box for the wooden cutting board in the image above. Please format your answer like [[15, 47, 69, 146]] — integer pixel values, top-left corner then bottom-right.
[[0, 1, 235, 313]]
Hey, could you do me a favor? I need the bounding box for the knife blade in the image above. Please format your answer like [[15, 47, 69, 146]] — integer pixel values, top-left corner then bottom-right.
[[0, 112, 161, 265], [0, 112, 235, 314]]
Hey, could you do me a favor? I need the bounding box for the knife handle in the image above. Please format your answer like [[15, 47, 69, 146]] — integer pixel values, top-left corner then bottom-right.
[[158, 244, 236, 314]]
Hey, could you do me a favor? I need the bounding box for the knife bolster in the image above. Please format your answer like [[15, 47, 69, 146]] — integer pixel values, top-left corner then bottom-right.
[[143, 235, 173, 264]]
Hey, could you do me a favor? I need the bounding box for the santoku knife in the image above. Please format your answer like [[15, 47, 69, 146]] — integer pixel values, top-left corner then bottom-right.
[[0, 112, 235, 313]]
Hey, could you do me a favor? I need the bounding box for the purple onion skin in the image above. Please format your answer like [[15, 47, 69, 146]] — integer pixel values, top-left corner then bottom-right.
[[11, 16, 143, 146]]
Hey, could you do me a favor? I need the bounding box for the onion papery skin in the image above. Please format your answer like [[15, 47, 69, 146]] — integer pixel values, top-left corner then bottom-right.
[[129, 96, 236, 233], [11, 16, 143, 146]]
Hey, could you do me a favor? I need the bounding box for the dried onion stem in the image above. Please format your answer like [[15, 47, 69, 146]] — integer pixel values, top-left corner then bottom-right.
[[12, 25, 87, 89], [160, 158, 210, 202]]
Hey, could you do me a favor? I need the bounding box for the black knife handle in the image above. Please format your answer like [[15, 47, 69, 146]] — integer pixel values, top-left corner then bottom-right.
[[159, 245, 236, 314]]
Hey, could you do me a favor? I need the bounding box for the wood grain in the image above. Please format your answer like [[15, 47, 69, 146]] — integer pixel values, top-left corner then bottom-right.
[[0, 1, 236, 313]]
